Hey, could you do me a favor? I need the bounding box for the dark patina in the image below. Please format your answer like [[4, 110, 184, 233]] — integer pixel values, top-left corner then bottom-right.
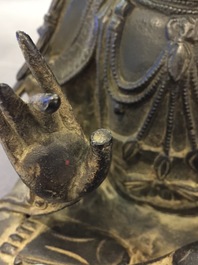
[[1, 0, 198, 264]]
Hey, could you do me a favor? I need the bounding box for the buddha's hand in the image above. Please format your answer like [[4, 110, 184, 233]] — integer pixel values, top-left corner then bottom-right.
[[0, 31, 112, 204]]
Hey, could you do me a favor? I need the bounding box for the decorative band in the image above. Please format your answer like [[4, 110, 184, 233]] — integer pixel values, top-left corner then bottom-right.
[[135, 0, 198, 15]]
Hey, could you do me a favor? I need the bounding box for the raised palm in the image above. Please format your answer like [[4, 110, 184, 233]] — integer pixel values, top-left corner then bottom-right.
[[0, 31, 112, 208]]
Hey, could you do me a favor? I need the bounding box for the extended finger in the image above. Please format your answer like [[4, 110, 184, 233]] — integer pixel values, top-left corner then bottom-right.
[[0, 83, 40, 141], [16, 31, 62, 95], [0, 110, 25, 161], [16, 31, 81, 131]]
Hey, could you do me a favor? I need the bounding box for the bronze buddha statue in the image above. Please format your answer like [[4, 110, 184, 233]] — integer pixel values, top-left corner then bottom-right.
[[1, 0, 198, 264]]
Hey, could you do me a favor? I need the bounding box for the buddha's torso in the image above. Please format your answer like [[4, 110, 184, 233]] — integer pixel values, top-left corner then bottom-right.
[[2, 0, 198, 264], [95, 0, 198, 211]]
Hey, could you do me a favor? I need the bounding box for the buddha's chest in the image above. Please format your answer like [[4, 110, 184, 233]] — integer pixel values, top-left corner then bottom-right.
[[96, 0, 198, 156], [97, 0, 198, 144], [95, 0, 198, 209]]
